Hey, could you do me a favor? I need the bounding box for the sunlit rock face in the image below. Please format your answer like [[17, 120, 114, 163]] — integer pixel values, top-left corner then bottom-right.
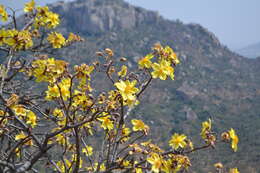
[[51, 0, 160, 34]]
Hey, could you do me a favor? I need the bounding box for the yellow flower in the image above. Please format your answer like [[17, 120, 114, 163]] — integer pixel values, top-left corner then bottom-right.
[[56, 159, 71, 173], [131, 119, 149, 132], [33, 6, 49, 28], [0, 5, 8, 22], [59, 78, 71, 100], [26, 111, 37, 128], [229, 128, 239, 152], [36, 6, 49, 17], [122, 127, 131, 136], [74, 64, 95, 80], [31, 58, 67, 83], [12, 105, 27, 116], [151, 60, 174, 80], [4, 30, 17, 47], [98, 115, 114, 131], [0, 110, 4, 116], [164, 156, 182, 172], [45, 78, 71, 101], [169, 133, 187, 150], [177, 155, 191, 169], [124, 97, 140, 107], [24, 0, 35, 13], [200, 118, 211, 139], [120, 126, 131, 142], [147, 153, 163, 173], [53, 108, 64, 118], [138, 54, 153, 69], [71, 154, 83, 168], [15, 148, 21, 157], [82, 145, 93, 156], [163, 46, 180, 65], [114, 80, 139, 101], [57, 118, 66, 127], [0, 29, 7, 45], [151, 62, 166, 80], [47, 32, 66, 48], [122, 160, 131, 167], [32, 6, 60, 28], [46, 12, 60, 28], [45, 84, 59, 100], [161, 159, 170, 173], [118, 65, 128, 77], [229, 168, 239, 173], [135, 168, 143, 173], [15, 132, 27, 140], [129, 144, 143, 153], [72, 90, 93, 109], [100, 163, 106, 171], [16, 30, 33, 49], [2, 30, 33, 50], [56, 133, 67, 146], [164, 64, 175, 80]]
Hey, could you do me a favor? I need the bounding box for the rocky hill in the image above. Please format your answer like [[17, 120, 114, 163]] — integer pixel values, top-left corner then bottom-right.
[[20, 0, 260, 172]]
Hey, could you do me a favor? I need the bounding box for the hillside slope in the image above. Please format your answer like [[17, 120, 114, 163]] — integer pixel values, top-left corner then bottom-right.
[[35, 0, 260, 172]]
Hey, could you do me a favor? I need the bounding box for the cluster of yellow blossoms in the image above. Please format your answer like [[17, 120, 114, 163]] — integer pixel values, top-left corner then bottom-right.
[[143, 133, 192, 173], [12, 105, 37, 128], [0, 1, 82, 51], [47, 32, 84, 49], [0, 95, 37, 151], [23, 0, 59, 29], [30, 58, 68, 83], [141, 119, 239, 173], [0, 29, 33, 50], [147, 152, 191, 173], [46, 77, 71, 101], [47, 32, 66, 48], [4, 94, 37, 129], [15, 132, 33, 146], [200, 119, 239, 152], [138, 44, 180, 80], [112, 44, 180, 107]]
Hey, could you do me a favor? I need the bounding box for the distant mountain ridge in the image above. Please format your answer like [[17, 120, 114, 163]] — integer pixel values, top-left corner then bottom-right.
[[15, 0, 260, 172], [237, 42, 260, 58]]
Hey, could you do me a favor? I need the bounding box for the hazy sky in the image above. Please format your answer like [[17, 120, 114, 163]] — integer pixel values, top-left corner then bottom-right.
[[1, 0, 259, 50]]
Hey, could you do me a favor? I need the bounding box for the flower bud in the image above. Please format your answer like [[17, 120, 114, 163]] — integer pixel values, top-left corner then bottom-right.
[[221, 132, 230, 141], [214, 162, 223, 169]]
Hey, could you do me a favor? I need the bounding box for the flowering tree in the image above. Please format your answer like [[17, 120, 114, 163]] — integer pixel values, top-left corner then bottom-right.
[[0, 1, 239, 173]]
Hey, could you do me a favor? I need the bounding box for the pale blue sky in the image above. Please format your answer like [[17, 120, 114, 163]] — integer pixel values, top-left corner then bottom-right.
[[1, 0, 259, 50]]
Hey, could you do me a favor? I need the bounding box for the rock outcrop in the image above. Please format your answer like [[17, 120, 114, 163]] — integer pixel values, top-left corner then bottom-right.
[[51, 0, 160, 33]]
